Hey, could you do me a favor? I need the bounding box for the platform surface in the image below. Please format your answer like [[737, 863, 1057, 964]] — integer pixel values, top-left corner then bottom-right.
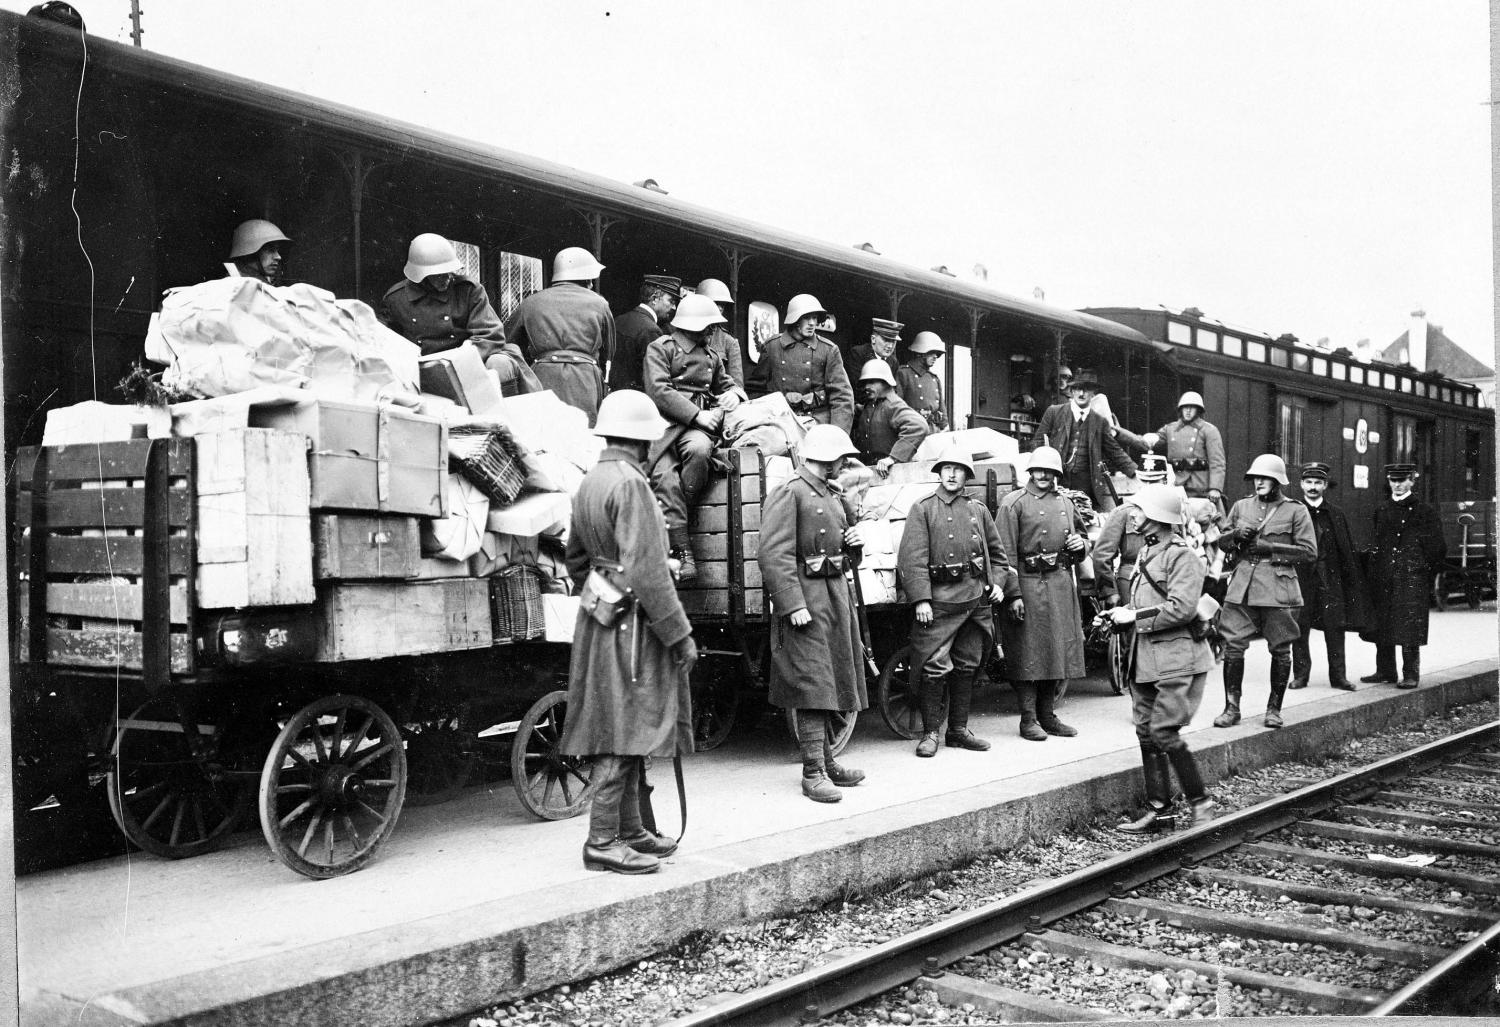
[[14, 609, 1498, 1026]]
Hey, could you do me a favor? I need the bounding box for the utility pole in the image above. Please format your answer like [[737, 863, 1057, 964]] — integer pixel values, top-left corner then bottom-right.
[[129, 0, 144, 46]]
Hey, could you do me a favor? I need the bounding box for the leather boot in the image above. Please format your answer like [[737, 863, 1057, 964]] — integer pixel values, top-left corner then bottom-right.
[[1166, 744, 1214, 826], [1118, 745, 1174, 833], [1264, 652, 1291, 729], [1289, 636, 1310, 690], [667, 527, 697, 584], [1015, 682, 1047, 741], [583, 839, 661, 874], [1213, 659, 1243, 727], [1035, 680, 1077, 737], [1397, 646, 1420, 689], [944, 669, 991, 751], [1361, 644, 1398, 683], [1327, 631, 1353, 690], [619, 830, 678, 857], [797, 710, 841, 803], [824, 735, 865, 786]]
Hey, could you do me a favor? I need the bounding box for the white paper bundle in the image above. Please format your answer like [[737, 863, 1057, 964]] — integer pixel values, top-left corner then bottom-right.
[[861, 482, 937, 521], [913, 427, 1019, 463], [43, 401, 171, 445], [421, 473, 490, 561]]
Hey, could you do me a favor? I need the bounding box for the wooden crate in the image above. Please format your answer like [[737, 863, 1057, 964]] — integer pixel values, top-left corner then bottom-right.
[[16, 439, 196, 677], [315, 578, 492, 661], [682, 447, 765, 619], [312, 513, 422, 580]]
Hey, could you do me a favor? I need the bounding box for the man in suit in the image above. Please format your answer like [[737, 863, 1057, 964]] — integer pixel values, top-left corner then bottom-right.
[[1031, 368, 1137, 513], [608, 274, 681, 394], [844, 317, 903, 393]]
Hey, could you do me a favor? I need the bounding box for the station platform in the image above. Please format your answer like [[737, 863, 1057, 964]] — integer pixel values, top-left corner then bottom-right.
[[15, 609, 1498, 1027]]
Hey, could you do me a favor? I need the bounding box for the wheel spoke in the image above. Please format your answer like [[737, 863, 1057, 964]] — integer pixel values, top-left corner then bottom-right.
[[348, 739, 395, 772], [297, 809, 324, 857], [191, 795, 207, 841], [330, 706, 349, 761], [354, 797, 389, 828], [278, 797, 316, 830], [361, 778, 397, 789], [285, 746, 315, 773], [323, 817, 335, 864], [541, 770, 558, 808], [169, 798, 186, 847], [308, 722, 328, 765], [564, 763, 591, 788], [276, 782, 313, 795], [340, 812, 364, 851], [343, 714, 375, 761], [141, 791, 175, 830]]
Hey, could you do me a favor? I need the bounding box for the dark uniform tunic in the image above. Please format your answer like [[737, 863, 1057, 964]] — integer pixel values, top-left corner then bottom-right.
[[609, 304, 665, 395], [996, 482, 1087, 681], [758, 468, 866, 712], [853, 394, 928, 463], [559, 446, 694, 758], [1219, 494, 1317, 654], [1295, 499, 1370, 632], [898, 488, 1010, 679], [1153, 417, 1226, 498], [1360, 495, 1445, 647], [378, 277, 521, 368], [1126, 538, 1215, 751], [644, 329, 736, 529], [896, 359, 946, 430], [506, 282, 614, 423], [706, 325, 745, 389], [1092, 503, 1148, 603], [747, 332, 855, 432]]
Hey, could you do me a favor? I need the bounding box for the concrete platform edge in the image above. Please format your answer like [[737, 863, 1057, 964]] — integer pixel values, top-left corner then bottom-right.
[[30, 664, 1498, 1027]]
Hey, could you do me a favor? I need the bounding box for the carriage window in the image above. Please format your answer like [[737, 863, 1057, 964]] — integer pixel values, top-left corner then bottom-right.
[[1246, 340, 1266, 362], [1277, 400, 1304, 468], [1194, 328, 1217, 350], [1167, 321, 1191, 345], [1441, 386, 1452, 403], [1399, 376, 1412, 393], [1392, 414, 1417, 464], [1330, 361, 1346, 380], [1270, 348, 1289, 368], [1292, 352, 1309, 372], [1348, 366, 1364, 385], [496, 250, 544, 321], [1312, 357, 1327, 376], [1465, 428, 1483, 493], [1384, 372, 1398, 390], [1221, 333, 1243, 357]]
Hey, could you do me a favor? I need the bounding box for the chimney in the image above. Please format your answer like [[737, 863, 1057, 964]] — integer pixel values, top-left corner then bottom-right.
[[1408, 309, 1428, 370]]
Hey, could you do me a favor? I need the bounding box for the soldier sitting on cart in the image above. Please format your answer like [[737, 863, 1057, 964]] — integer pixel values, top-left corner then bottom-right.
[[644, 293, 747, 584], [897, 445, 1011, 757], [852, 359, 929, 477]]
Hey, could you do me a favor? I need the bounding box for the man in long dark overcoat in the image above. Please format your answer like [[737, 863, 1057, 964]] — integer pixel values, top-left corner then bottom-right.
[[1290, 461, 1370, 691], [1031, 368, 1137, 514], [609, 274, 680, 394], [997, 446, 1088, 741], [506, 247, 614, 424], [559, 390, 697, 875], [758, 424, 867, 802], [897, 445, 1010, 757], [1359, 462, 1445, 688]]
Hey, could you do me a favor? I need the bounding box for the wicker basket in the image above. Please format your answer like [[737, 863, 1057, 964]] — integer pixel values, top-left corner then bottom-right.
[[449, 425, 527, 506], [490, 565, 543, 643]]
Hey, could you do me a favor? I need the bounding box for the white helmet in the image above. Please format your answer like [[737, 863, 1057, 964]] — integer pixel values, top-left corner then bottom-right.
[[695, 278, 733, 304], [931, 445, 975, 479], [857, 359, 896, 386], [1177, 391, 1205, 412], [1126, 484, 1185, 525], [403, 233, 463, 283], [785, 294, 828, 326], [1028, 446, 1064, 475], [552, 246, 605, 283], [670, 294, 727, 332], [228, 219, 290, 260], [799, 424, 859, 463], [593, 390, 667, 441], [908, 331, 946, 355], [1244, 453, 1289, 486]]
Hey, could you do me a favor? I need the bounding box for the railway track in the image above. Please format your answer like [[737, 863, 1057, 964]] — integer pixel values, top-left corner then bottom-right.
[[662, 721, 1500, 1025]]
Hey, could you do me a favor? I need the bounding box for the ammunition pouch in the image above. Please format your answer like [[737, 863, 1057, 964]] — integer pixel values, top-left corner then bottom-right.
[[1021, 551, 1070, 574], [787, 388, 829, 412], [581, 564, 634, 627], [800, 552, 847, 578], [1176, 458, 1208, 472], [927, 557, 985, 584]]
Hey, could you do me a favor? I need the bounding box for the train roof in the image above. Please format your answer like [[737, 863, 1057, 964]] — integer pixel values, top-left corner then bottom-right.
[[2, 11, 1146, 348]]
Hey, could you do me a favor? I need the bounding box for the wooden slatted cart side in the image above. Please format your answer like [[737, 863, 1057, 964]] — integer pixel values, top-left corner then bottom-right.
[[679, 447, 765, 624]]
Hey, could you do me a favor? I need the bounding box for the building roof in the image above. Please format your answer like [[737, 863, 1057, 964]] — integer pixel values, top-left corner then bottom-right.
[[1381, 324, 1493, 379]]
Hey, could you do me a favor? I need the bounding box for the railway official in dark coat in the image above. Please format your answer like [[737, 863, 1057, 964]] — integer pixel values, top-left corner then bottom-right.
[[1092, 456, 1170, 605], [997, 446, 1088, 741], [1214, 454, 1317, 729], [695, 278, 745, 388], [747, 294, 855, 432], [1150, 392, 1227, 504], [1107, 485, 1218, 833], [758, 424, 868, 803], [609, 275, 681, 395], [559, 390, 697, 875], [1031, 368, 1137, 514], [896, 332, 949, 431], [844, 317, 903, 391], [507, 247, 614, 424], [897, 446, 1011, 757], [1290, 462, 1370, 692], [1359, 463, 1445, 688], [852, 359, 928, 476]]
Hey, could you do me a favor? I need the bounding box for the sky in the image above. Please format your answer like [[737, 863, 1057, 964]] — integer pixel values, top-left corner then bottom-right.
[[7, 0, 1493, 364]]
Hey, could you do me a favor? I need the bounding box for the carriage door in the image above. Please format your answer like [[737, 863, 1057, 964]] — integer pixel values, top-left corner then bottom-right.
[[1275, 394, 1308, 473], [1390, 413, 1434, 501]]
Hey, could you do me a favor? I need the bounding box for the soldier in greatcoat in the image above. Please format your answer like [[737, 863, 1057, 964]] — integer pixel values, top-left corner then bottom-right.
[[609, 274, 680, 394], [896, 331, 949, 432], [643, 294, 746, 583], [1359, 462, 1445, 688], [746, 294, 855, 432], [758, 424, 867, 803], [559, 390, 697, 875], [1290, 461, 1370, 691], [997, 446, 1088, 741], [506, 247, 615, 424], [1149, 392, 1227, 505], [852, 359, 928, 476], [897, 446, 1011, 757], [1107, 485, 1218, 833], [1213, 454, 1317, 729], [694, 278, 745, 388]]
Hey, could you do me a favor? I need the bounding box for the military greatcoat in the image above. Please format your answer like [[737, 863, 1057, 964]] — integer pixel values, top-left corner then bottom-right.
[[853, 393, 929, 463], [896, 359, 945, 429], [378, 277, 521, 368], [706, 325, 745, 389], [1091, 503, 1148, 603], [506, 282, 614, 422], [1360, 495, 1445, 646], [758, 467, 867, 712], [559, 446, 694, 758], [996, 482, 1087, 681], [1153, 417, 1227, 497], [746, 331, 855, 432]]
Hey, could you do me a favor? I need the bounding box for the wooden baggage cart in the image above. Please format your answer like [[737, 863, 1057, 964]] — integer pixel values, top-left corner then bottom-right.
[[1433, 499, 1495, 610]]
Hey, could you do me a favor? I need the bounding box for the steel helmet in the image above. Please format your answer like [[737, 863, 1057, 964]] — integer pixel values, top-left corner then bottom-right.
[[1177, 391, 1205, 412], [931, 444, 975, 479], [228, 219, 290, 260], [1028, 446, 1065, 475], [695, 278, 734, 304], [1126, 483, 1186, 525], [593, 389, 667, 441], [670, 293, 727, 332], [1244, 453, 1289, 485], [799, 424, 860, 463], [785, 294, 828, 326], [552, 246, 605, 282], [908, 331, 946, 355], [403, 233, 463, 283], [857, 359, 896, 386]]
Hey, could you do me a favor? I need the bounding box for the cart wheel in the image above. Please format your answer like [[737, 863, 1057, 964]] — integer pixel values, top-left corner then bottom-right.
[[258, 694, 406, 879], [782, 707, 859, 758], [1107, 632, 1131, 696], [875, 645, 946, 740], [512, 690, 596, 820], [403, 702, 475, 808], [1467, 581, 1482, 609], [1433, 573, 1449, 611], [691, 659, 739, 752], [106, 697, 247, 859]]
